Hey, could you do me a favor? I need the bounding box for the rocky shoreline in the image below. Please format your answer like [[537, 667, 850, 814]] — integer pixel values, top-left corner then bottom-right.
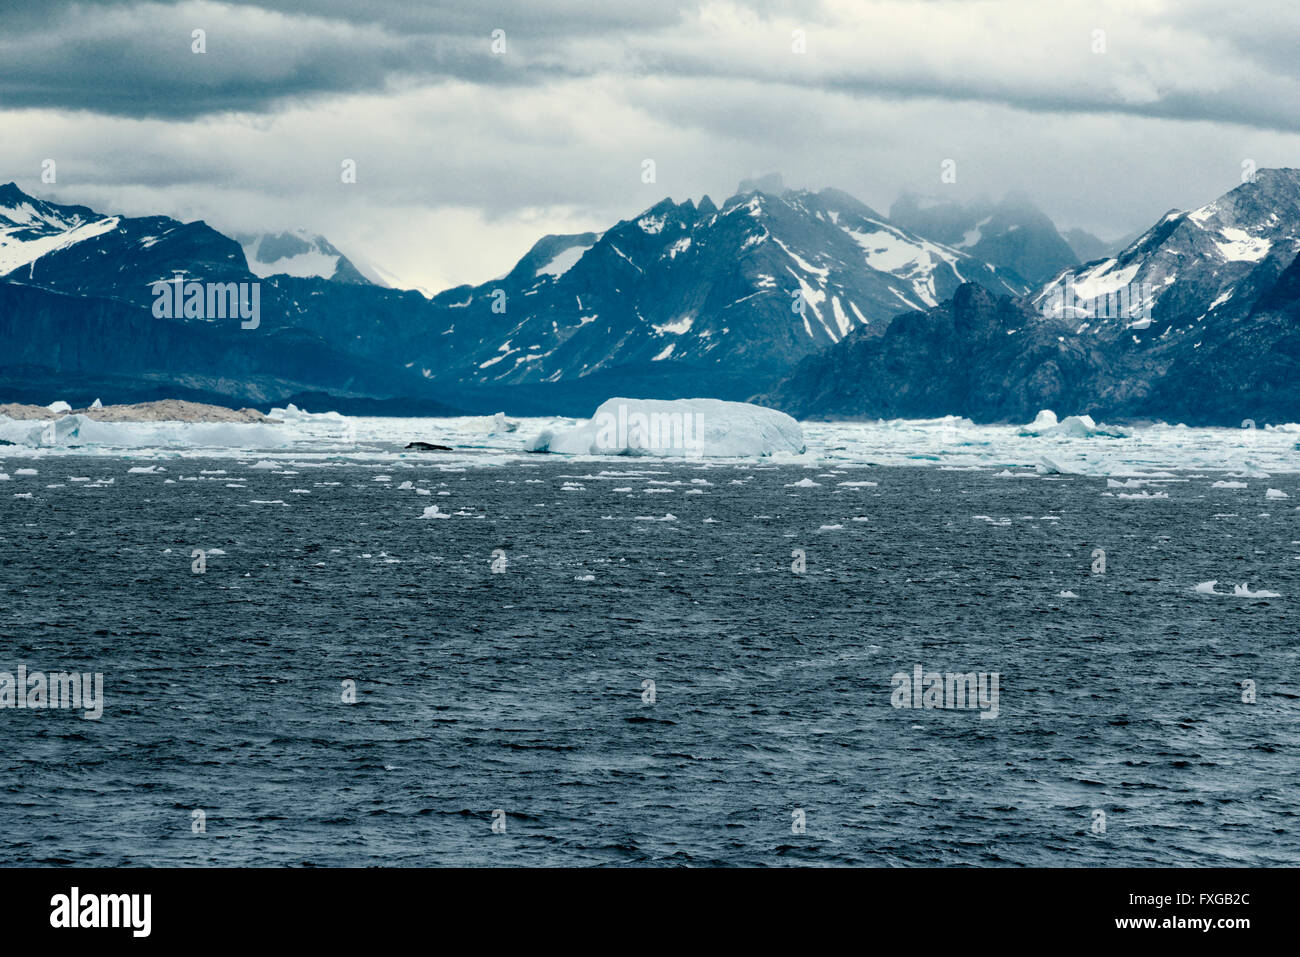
[[0, 399, 271, 423]]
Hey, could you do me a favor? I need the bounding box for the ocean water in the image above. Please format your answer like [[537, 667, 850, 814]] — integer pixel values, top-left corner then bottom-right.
[[1, 455, 1297, 866]]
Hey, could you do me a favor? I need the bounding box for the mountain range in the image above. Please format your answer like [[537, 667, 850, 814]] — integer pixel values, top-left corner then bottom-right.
[[2, 171, 1298, 424]]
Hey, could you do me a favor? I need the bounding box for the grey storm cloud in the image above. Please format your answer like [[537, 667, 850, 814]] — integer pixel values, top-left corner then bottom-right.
[[3, 0, 1300, 294], [3, 0, 1296, 133]]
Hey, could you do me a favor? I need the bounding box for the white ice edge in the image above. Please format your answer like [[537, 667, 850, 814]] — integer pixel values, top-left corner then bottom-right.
[[0, 406, 1298, 475]]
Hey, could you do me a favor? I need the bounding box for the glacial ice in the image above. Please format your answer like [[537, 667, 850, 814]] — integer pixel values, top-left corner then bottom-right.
[[525, 398, 805, 458], [1022, 410, 1126, 438]]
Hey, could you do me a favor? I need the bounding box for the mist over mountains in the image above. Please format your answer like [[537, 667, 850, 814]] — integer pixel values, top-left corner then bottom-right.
[[2, 171, 1298, 424]]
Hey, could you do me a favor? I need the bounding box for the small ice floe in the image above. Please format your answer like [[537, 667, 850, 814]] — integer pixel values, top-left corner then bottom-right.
[[703, 517, 719, 523], [289, 489, 310, 494], [1212, 481, 1248, 489], [1058, 590, 1079, 598], [225, 483, 246, 488], [1115, 490, 1168, 499], [837, 481, 878, 487], [1107, 478, 1149, 488], [249, 499, 288, 506], [1194, 580, 1224, 594], [994, 469, 1035, 478], [373, 474, 391, 482], [1266, 488, 1289, 499], [818, 524, 843, 531], [127, 465, 164, 474], [249, 460, 278, 470], [851, 516, 869, 522], [785, 477, 821, 488], [575, 574, 595, 581], [420, 505, 450, 519], [13, 492, 32, 499], [612, 487, 632, 492], [0, 473, 8, 481], [415, 488, 431, 495], [69, 477, 90, 482], [633, 513, 677, 521], [1234, 583, 1281, 598], [15, 468, 37, 476], [397, 480, 414, 490], [561, 483, 585, 492]]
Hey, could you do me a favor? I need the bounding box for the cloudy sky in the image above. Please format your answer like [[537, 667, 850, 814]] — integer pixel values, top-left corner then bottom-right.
[[3, 0, 1299, 293]]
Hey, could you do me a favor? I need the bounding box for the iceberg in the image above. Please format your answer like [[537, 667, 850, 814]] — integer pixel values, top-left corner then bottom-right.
[[525, 398, 805, 458], [1021, 409, 1127, 438]]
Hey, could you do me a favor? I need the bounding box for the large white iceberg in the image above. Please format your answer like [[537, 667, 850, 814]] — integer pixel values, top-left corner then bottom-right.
[[525, 397, 805, 458]]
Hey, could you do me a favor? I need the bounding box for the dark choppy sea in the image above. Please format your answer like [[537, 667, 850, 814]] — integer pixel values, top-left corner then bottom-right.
[[1, 456, 1297, 866]]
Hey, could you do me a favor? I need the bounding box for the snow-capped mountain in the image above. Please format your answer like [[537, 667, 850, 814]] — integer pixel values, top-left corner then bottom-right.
[[1033, 168, 1300, 342], [889, 191, 1080, 285], [235, 230, 382, 286], [0, 183, 115, 278], [766, 169, 1300, 424], [5, 172, 1299, 423], [0, 181, 250, 303], [412, 187, 1030, 389]]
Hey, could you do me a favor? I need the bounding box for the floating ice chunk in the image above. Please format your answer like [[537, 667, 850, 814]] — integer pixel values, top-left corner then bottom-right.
[[526, 397, 804, 458], [15, 468, 36, 476], [1027, 409, 1058, 430], [1212, 481, 1247, 489], [786, 477, 821, 488], [249, 460, 279, 469], [1058, 591, 1078, 598], [1233, 583, 1281, 598], [1194, 580, 1224, 594], [46, 400, 71, 414], [1116, 490, 1168, 499], [420, 505, 450, 519], [1266, 488, 1289, 499], [818, 524, 843, 530], [575, 574, 595, 581], [90, 398, 103, 409], [13, 492, 32, 498], [1023, 410, 1125, 438], [127, 465, 163, 474]]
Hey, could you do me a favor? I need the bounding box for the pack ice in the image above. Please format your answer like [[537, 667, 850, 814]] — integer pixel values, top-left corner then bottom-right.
[[525, 398, 806, 458]]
